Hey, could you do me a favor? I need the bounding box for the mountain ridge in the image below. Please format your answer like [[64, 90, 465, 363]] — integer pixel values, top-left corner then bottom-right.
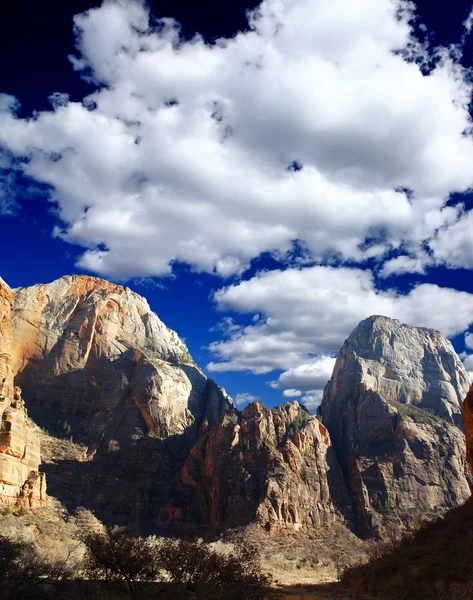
[[0, 273, 470, 540]]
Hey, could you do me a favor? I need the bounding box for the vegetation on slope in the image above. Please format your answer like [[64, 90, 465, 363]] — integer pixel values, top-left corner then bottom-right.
[[339, 497, 473, 599]]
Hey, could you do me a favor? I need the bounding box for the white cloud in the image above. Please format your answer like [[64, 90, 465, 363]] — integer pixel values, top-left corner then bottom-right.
[[463, 7, 473, 43], [378, 254, 429, 278], [208, 265, 473, 375], [282, 389, 302, 398], [300, 392, 324, 414], [462, 354, 473, 383], [271, 357, 336, 392], [0, 1, 473, 277], [234, 392, 259, 407], [429, 210, 473, 270], [465, 333, 473, 350]]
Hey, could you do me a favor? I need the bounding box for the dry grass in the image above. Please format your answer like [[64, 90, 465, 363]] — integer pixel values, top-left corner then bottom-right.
[[38, 427, 90, 463], [219, 522, 368, 587], [0, 502, 85, 575]]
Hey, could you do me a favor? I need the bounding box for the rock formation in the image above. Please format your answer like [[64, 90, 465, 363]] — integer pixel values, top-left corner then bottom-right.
[[5, 275, 350, 532], [7, 275, 234, 523], [0, 277, 45, 507], [177, 401, 350, 532], [5, 275, 472, 536], [12, 275, 231, 441], [321, 315, 471, 536], [463, 385, 473, 477]]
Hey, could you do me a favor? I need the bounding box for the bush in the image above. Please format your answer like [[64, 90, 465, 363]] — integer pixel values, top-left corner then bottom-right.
[[0, 534, 78, 598], [0, 535, 26, 585], [156, 538, 272, 599], [80, 525, 160, 595]]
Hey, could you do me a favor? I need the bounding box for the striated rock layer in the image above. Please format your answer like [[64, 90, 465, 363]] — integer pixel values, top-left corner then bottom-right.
[[177, 401, 350, 532], [9, 275, 232, 524], [12, 275, 231, 441], [7, 275, 472, 536], [0, 278, 45, 507], [463, 385, 473, 477], [10, 275, 345, 532], [321, 315, 471, 537]]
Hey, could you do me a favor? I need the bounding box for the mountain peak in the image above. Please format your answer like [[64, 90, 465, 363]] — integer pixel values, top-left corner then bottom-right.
[[322, 315, 471, 536]]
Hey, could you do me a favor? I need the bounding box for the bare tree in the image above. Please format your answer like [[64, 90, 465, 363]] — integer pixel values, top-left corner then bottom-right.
[[80, 526, 160, 596], [156, 538, 272, 600]]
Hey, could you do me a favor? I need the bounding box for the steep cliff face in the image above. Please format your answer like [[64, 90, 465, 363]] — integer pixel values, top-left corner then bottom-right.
[[0, 278, 45, 507], [7, 275, 352, 533], [321, 316, 471, 537], [176, 401, 350, 532], [463, 385, 473, 477], [8, 276, 472, 536], [12, 275, 231, 443], [7, 275, 233, 524]]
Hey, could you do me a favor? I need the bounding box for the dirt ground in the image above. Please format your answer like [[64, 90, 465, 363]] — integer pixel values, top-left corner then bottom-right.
[[271, 583, 350, 600]]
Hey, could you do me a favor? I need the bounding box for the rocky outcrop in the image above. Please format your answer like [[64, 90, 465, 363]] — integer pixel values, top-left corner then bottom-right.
[[463, 385, 473, 477], [12, 275, 231, 442], [321, 315, 471, 537], [8, 275, 233, 523], [0, 278, 45, 507], [6, 275, 351, 533], [7, 275, 472, 536], [176, 401, 350, 532]]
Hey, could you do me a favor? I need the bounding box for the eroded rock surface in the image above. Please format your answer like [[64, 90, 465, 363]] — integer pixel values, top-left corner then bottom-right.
[[463, 385, 473, 477], [8, 276, 472, 536], [7, 275, 349, 532], [12, 275, 230, 441], [177, 401, 350, 532], [0, 278, 45, 507], [8, 275, 233, 524], [321, 315, 471, 536]]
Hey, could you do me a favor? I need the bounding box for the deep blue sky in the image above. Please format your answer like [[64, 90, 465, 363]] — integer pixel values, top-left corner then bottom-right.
[[2, 0, 473, 408]]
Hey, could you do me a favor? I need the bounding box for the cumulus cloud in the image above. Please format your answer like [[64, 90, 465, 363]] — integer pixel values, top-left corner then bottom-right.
[[0, 1, 473, 277], [429, 210, 473, 270], [378, 254, 430, 278], [465, 332, 473, 350], [282, 389, 302, 398], [462, 354, 473, 382], [299, 392, 324, 414], [234, 392, 259, 407], [208, 265, 473, 378], [271, 357, 336, 392]]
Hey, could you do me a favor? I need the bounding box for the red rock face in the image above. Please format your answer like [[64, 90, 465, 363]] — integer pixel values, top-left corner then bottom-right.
[[0, 279, 45, 508], [0, 278, 14, 399], [6, 275, 471, 538], [7, 275, 235, 525], [175, 401, 350, 532], [12, 274, 220, 439], [463, 385, 473, 478]]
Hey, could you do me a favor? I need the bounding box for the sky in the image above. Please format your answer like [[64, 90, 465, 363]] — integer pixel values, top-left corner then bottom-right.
[[2, 0, 473, 412]]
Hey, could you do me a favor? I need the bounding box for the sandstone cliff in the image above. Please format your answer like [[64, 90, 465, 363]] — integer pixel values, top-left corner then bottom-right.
[[340, 385, 473, 600], [0, 277, 45, 507], [8, 275, 234, 523], [7, 275, 472, 537], [12, 275, 231, 442], [6, 275, 351, 533], [176, 401, 350, 532], [463, 384, 473, 476], [321, 315, 471, 537]]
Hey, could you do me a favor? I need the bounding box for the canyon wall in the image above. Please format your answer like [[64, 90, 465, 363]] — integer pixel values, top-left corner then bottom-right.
[[321, 315, 471, 536], [0, 278, 45, 507]]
